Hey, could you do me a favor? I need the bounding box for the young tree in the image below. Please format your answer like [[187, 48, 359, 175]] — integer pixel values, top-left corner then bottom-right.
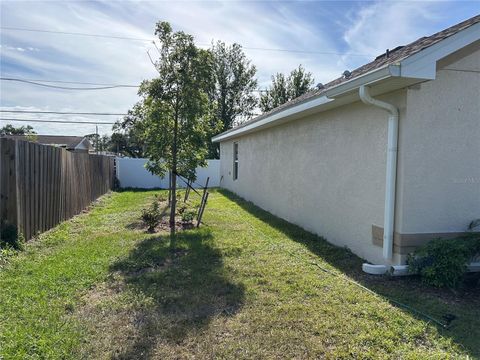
[[0, 124, 36, 136], [260, 65, 314, 113], [209, 41, 258, 158], [132, 21, 215, 238]]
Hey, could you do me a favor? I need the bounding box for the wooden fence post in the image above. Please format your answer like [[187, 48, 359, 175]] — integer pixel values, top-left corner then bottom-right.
[[0, 138, 3, 233], [0, 139, 19, 237], [15, 140, 23, 238]]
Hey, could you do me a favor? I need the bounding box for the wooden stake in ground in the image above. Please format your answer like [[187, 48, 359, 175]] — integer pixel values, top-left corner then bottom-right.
[[196, 177, 209, 227], [196, 192, 209, 228], [184, 179, 191, 202]]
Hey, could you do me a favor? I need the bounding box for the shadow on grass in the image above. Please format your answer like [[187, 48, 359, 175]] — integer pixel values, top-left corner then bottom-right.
[[218, 189, 480, 357], [115, 187, 166, 193], [110, 228, 245, 359]]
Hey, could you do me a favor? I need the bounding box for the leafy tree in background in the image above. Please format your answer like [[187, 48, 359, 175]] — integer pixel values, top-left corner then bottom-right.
[[288, 65, 315, 99], [208, 41, 258, 158], [111, 108, 147, 157], [260, 65, 314, 113], [85, 133, 111, 153], [116, 40, 258, 160], [129, 21, 216, 238], [259, 73, 289, 112], [0, 124, 36, 136], [109, 131, 145, 157]]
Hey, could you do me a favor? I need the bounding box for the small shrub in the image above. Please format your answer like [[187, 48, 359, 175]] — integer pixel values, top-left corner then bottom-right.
[[113, 177, 121, 190], [177, 204, 187, 215], [0, 247, 17, 268], [0, 222, 24, 250], [407, 235, 480, 288], [155, 193, 167, 202], [181, 209, 196, 223], [468, 219, 480, 230], [141, 200, 161, 232]]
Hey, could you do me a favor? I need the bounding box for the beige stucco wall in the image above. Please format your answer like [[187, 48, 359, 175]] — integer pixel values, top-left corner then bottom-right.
[[219, 46, 479, 266], [397, 46, 480, 235], [220, 91, 407, 265]]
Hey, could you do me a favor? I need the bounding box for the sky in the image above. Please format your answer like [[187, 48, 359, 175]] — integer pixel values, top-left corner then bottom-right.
[[0, 0, 478, 136]]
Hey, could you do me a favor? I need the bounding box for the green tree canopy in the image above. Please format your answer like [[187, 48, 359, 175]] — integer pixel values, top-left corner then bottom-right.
[[208, 41, 258, 158], [141, 22, 215, 179], [85, 133, 111, 153], [109, 131, 145, 157], [260, 65, 314, 113], [112, 107, 147, 158], [0, 124, 36, 136]]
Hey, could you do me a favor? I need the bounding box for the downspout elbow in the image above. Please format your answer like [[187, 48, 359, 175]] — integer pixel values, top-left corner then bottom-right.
[[359, 85, 398, 118]]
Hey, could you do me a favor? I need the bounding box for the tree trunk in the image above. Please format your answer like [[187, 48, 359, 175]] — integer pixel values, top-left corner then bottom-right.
[[170, 111, 178, 241], [168, 171, 172, 207], [170, 170, 177, 238]]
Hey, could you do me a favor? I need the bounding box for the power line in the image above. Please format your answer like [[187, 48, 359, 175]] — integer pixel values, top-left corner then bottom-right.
[[0, 77, 138, 90], [0, 26, 372, 57], [0, 76, 268, 92], [0, 77, 139, 87], [0, 26, 151, 41], [0, 110, 128, 116], [0, 118, 115, 125]]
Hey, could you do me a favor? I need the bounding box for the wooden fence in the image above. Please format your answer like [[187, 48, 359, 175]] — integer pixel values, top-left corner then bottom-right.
[[0, 138, 115, 241]]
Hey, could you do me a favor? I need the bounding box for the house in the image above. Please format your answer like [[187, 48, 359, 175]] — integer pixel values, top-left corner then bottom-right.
[[2, 135, 93, 153], [212, 15, 480, 274]]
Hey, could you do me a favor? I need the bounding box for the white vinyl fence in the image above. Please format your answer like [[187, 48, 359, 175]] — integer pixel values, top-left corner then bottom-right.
[[116, 157, 220, 189]]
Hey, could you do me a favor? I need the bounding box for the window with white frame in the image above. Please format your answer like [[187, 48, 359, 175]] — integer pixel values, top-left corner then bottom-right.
[[233, 142, 238, 180]]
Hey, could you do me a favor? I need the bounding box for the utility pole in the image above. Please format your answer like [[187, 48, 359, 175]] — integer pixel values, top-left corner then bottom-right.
[[95, 125, 99, 154]]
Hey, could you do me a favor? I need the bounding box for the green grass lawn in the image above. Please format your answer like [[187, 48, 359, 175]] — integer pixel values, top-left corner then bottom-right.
[[1, 189, 479, 359]]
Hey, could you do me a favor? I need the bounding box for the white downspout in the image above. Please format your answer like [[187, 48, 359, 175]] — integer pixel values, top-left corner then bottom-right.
[[359, 85, 399, 262]]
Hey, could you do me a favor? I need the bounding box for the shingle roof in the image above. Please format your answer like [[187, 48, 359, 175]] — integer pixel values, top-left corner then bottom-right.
[[3, 135, 90, 149], [220, 14, 480, 137]]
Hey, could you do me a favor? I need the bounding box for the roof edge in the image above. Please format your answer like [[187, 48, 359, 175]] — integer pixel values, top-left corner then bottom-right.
[[212, 95, 333, 142], [213, 19, 480, 143], [212, 64, 398, 142]]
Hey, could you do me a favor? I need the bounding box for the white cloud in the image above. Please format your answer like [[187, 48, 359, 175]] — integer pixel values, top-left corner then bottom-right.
[[342, 1, 443, 61], [0, 45, 39, 52], [1, 0, 352, 137], [0, 1, 476, 135]]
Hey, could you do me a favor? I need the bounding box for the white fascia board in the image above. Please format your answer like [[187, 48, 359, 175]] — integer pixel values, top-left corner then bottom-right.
[[212, 65, 401, 142], [399, 22, 480, 79], [212, 95, 333, 142]]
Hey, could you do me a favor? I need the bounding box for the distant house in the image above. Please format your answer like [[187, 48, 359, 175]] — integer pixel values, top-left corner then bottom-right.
[[213, 15, 480, 274], [2, 135, 93, 153]]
